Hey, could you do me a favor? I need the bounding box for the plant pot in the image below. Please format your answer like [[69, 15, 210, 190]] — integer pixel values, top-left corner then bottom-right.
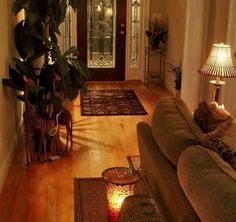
[[151, 41, 160, 50]]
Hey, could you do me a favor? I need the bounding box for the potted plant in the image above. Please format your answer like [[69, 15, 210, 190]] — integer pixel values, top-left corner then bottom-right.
[[2, 0, 90, 159], [3, 0, 90, 116], [168, 62, 182, 97], [146, 18, 167, 50]]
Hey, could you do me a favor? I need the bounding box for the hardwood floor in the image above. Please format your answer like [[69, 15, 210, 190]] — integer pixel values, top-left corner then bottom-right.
[[0, 81, 171, 222]]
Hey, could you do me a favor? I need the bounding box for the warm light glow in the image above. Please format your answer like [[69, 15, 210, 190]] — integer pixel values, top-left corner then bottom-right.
[[198, 43, 236, 102], [97, 3, 102, 12], [106, 183, 135, 222], [105, 7, 113, 17], [198, 43, 236, 78], [102, 167, 140, 222]]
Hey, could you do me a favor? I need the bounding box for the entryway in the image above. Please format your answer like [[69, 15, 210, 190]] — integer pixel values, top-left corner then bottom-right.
[[77, 0, 127, 81]]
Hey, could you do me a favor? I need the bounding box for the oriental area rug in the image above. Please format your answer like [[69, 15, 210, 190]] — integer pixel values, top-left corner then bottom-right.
[[80, 89, 148, 116]]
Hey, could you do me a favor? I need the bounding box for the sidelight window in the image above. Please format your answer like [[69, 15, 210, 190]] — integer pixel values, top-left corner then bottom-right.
[[130, 0, 141, 68]]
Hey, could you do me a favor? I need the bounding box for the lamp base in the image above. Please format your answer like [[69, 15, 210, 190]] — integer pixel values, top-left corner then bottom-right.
[[210, 80, 225, 103], [209, 80, 226, 86]]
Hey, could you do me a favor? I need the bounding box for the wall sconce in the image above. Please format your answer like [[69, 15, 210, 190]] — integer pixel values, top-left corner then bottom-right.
[[102, 167, 140, 222], [198, 43, 236, 103]]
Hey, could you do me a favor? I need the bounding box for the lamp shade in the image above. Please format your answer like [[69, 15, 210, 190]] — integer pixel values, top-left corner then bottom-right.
[[198, 43, 236, 78]]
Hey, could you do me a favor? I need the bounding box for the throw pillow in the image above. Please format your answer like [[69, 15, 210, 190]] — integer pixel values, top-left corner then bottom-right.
[[193, 101, 231, 133], [203, 117, 236, 170]]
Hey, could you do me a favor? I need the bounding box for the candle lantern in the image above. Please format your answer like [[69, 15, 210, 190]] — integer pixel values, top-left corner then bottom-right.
[[102, 167, 140, 222]]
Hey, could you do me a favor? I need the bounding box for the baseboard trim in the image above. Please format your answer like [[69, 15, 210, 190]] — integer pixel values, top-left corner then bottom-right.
[[0, 119, 23, 194]]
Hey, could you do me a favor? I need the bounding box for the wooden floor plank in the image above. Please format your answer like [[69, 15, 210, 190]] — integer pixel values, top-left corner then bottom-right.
[[0, 81, 171, 222]]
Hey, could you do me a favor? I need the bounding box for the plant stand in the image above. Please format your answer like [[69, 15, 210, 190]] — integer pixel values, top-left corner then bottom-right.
[[144, 47, 165, 88]]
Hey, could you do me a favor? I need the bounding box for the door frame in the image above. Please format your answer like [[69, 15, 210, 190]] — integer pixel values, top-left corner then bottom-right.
[[69, 0, 150, 81]]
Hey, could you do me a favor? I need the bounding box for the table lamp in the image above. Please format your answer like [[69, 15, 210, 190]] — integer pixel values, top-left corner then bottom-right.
[[198, 43, 236, 102]]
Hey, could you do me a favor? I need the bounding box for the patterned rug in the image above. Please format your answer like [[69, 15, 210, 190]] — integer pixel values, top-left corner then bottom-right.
[[74, 177, 148, 222], [80, 89, 148, 116]]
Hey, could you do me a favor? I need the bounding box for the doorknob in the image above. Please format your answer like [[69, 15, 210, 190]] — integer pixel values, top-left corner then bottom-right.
[[120, 31, 125, 35]]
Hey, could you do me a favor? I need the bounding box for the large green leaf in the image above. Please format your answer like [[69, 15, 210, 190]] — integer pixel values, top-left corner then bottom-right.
[[68, 0, 77, 11], [14, 19, 45, 60], [27, 46, 50, 64], [2, 79, 24, 91], [25, 7, 39, 25], [59, 0, 67, 24], [69, 58, 90, 79], [49, 28, 58, 45], [39, 65, 55, 95], [68, 63, 87, 94], [63, 46, 78, 57], [14, 20, 31, 60], [56, 55, 69, 78], [13, 58, 37, 80], [9, 66, 24, 87]]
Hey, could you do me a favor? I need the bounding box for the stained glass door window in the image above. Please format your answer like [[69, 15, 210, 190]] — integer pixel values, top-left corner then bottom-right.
[[130, 0, 141, 67], [87, 0, 116, 68], [63, 6, 72, 53]]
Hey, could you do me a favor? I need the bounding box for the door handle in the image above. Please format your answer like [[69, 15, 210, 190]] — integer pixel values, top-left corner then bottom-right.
[[120, 31, 125, 35]]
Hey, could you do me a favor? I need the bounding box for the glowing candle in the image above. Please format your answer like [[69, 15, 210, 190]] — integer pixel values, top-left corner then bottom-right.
[[102, 167, 140, 222]]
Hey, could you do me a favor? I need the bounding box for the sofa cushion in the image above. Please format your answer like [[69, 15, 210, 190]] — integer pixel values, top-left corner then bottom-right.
[[193, 101, 231, 133], [151, 97, 203, 166], [137, 122, 200, 222], [177, 145, 236, 222]]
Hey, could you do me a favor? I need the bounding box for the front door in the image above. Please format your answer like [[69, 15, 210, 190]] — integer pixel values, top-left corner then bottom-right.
[[77, 0, 126, 81]]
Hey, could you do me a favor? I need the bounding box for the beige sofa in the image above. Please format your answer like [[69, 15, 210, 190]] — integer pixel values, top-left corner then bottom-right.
[[137, 97, 236, 222]]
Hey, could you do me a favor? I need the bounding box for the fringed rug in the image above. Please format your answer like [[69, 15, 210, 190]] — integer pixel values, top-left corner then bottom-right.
[[74, 177, 148, 222], [80, 89, 148, 116]]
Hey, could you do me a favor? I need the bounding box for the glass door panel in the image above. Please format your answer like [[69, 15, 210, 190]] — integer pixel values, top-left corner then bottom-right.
[[130, 0, 141, 67], [87, 0, 116, 68]]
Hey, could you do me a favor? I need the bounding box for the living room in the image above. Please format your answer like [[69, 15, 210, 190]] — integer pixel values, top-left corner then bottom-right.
[[0, 0, 235, 221]]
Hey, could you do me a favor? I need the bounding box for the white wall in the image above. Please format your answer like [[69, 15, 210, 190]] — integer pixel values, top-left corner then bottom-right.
[[224, 0, 236, 116], [201, 0, 230, 104], [181, 0, 205, 111], [0, 0, 22, 192], [149, 0, 187, 94]]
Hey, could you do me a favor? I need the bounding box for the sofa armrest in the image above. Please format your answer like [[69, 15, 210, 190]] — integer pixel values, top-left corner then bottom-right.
[[137, 122, 200, 222], [178, 146, 236, 222]]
